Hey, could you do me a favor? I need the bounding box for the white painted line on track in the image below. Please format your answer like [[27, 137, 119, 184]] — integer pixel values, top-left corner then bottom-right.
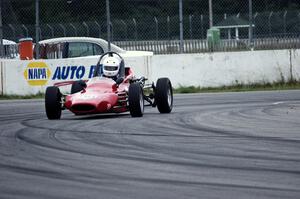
[[272, 101, 284, 105]]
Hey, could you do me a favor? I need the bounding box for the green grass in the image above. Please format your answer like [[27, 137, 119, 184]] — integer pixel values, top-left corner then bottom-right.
[[174, 80, 300, 93], [0, 93, 45, 100], [1, 81, 300, 99]]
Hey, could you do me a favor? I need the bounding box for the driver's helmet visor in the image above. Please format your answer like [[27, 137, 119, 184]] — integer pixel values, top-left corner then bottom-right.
[[104, 65, 119, 71]]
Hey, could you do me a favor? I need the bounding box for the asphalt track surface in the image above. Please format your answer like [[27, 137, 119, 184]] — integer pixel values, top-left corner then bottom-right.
[[0, 90, 300, 199]]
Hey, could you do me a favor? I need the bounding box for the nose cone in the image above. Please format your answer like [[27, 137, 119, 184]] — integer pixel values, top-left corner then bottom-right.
[[70, 91, 118, 114]]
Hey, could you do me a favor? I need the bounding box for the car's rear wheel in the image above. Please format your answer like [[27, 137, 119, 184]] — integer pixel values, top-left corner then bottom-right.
[[71, 80, 86, 94], [155, 78, 173, 113], [45, 86, 62, 120], [128, 83, 144, 117]]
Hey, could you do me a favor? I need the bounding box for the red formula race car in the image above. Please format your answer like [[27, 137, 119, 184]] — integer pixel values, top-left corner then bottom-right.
[[45, 52, 173, 119]]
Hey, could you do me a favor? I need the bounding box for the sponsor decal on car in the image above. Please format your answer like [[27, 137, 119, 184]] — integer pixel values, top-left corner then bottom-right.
[[23, 62, 51, 86], [77, 94, 98, 100]]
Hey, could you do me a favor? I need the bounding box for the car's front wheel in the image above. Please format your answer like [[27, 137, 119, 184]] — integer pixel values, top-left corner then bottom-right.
[[155, 78, 173, 113], [45, 86, 62, 120], [128, 83, 144, 117]]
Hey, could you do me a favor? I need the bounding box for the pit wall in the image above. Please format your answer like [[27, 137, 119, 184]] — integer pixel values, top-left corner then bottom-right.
[[0, 49, 299, 95]]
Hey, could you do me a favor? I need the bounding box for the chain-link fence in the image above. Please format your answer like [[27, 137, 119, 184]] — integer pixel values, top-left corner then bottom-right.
[[1, 0, 300, 57]]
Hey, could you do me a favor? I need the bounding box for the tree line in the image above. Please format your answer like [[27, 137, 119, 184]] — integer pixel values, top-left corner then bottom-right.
[[3, 0, 300, 25]]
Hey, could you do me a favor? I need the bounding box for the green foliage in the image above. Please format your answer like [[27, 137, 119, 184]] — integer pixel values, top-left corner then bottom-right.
[[0, 93, 44, 100], [4, 0, 300, 26], [174, 80, 300, 93]]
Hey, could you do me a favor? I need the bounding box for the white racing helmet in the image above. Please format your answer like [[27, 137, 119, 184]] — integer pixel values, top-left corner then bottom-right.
[[102, 56, 121, 77]]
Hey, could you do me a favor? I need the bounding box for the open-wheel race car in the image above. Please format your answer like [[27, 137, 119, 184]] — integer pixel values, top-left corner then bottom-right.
[[45, 52, 173, 119]]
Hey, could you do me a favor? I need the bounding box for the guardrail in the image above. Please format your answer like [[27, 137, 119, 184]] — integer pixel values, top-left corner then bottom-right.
[[115, 37, 300, 54], [1, 36, 300, 59]]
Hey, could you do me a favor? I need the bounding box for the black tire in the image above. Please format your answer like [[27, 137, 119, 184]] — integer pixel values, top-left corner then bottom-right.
[[71, 80, 85, 94], [128, 83, 144, 117], [155, 78, 173, 113], [45, 86, 62, 120]]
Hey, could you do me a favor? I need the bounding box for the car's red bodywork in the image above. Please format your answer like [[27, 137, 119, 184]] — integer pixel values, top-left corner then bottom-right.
[[55, 68, 134, 115]]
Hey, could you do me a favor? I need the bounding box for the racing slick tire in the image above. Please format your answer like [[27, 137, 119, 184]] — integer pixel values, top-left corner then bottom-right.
[[45, 86, 62, 120], [71, 80, 86, 94], [155, 78, 173, 113], [128, 83, 144, 117]]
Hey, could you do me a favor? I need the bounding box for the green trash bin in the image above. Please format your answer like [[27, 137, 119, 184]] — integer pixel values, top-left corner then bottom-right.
[[207, 28, 220, 51]]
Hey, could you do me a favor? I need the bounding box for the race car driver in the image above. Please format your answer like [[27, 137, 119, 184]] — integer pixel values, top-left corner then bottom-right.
[[102, 54, 125, 82]]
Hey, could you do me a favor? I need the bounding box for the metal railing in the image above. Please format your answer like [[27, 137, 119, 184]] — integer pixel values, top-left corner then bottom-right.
[[1, 0, 300, 58], [115, 36, 300, 54]]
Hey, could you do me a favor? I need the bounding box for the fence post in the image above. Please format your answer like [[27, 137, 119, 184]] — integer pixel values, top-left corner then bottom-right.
[[133, 18, 137, 42], [39, 27, 42, 40], [154, 17, 158, 41], [70, 23, 77, 36], [110, 21, 113, 42], [209, 0, 213, 28], [59, 24, 66, 37], [35, 0, 40, 59], [22, 24, 29, 37], [189, 15, 193, 39], [200, 14, 204, 39], [83, 22, 89, 37], [121, 20, 127, 40], [8, 24, 16, 41], [94, 21, 101, 38], [283, 10, 287, 36], [46, 24, 54, 38], [268, 11, 273, 37], [249, 0, 253, 47], [106, 0, 111, 51], [167, 16, 170, 40], [253, 12, 258, 39], [0, 0, 3, 57], [179, 0, 183, 53]]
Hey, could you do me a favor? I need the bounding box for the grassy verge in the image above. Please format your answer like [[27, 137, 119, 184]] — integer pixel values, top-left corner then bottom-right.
[[1, 81, 300, 99], [0, 93, 44, 100], [174, 81, 300, 93]]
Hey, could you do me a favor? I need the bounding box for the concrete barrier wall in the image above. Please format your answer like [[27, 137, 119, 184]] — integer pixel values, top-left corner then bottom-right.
[[0, 49, 299, 95], [151, 49, 300, 88], [0, 56, 149, 95]]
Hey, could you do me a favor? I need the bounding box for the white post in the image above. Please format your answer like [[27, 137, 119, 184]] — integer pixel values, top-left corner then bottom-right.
[[235, 28, 239, 40]]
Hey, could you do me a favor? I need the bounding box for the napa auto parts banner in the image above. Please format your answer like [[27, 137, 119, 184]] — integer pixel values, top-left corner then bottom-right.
[[1, 56, 149, 95], [24, 62, 97, 86]]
